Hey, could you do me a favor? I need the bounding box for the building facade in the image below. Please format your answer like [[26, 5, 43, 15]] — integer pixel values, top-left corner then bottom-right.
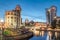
[[34, 22, 47, 27], [46, 6, 57, 27], [5, 5, 21, 28], [56, 16, 60, 25], [0, 22, 4, 28]]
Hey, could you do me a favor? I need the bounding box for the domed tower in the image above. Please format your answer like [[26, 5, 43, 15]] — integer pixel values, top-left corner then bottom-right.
[[15, 5, 21, 11], [5, 5, 21, 28], [15, 5, 22, 28]]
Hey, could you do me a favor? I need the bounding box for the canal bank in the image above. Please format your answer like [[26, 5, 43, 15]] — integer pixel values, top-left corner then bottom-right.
[[3, 32, 33, 40], [0, 28, 33, 40]]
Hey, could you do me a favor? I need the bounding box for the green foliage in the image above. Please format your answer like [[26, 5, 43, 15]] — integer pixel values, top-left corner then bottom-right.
[[3, 30, 11, 35]]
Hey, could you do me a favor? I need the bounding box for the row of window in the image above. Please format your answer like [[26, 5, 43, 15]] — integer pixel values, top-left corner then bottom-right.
[[8, 20, 16, 22], [7, 19, 20, 22], [6, 12, 20, 16], [7, 20, 20, 26], [7, 19, 17, 25], [7, 17, 17, 19]]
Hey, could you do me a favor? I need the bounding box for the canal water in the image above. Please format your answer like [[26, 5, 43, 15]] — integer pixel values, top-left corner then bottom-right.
[[29, 32, 47, 40]]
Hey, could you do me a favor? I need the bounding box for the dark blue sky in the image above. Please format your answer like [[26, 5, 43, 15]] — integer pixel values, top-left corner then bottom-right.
[[0, 0, 60, 22]]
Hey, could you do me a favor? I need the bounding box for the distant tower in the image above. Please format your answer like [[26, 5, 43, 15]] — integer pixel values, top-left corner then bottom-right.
[[46, 5, 57, 27], [25, 18, 29, 24], [25, 18, 29, 26], [5, 5, 21, 28], [50, 6, 57, 20], [46, 8, 51, 25]]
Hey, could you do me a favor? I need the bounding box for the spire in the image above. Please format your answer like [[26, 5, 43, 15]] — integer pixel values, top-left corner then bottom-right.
[[15, 5, 21, 11]]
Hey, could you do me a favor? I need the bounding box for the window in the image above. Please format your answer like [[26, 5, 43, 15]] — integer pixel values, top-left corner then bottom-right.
[[11, 12, 13, 15], [17, 13, 20, 16], [14, 20, 16, 22], [11, 23, 13, 25], [8, 20, 9, 22], [14, 13, 16, 15], [11, 17, 13, 19], [15, 17, 16, 19], [8, 17, 9, 18], [8, 13, 10, 15], [11, 19, 13, 23]]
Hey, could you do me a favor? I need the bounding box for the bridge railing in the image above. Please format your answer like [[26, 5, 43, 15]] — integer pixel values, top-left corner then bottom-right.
[[36, 29, 60, 40]]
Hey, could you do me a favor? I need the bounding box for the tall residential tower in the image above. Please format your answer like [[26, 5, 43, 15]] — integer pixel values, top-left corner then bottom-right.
[[46, 6, 57, 27]]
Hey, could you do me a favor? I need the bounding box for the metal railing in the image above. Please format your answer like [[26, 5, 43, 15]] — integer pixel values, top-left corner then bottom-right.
[[36, 29, 60, 40]]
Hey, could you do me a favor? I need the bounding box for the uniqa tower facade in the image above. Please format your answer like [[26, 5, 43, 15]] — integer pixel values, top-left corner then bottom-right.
[[5, 5, 21, 28], [46, 5, 57, 27]]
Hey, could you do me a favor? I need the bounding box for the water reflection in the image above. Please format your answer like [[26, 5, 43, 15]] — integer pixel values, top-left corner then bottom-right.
[[30, 32, 47, 40], [30, 31, 60, 40]]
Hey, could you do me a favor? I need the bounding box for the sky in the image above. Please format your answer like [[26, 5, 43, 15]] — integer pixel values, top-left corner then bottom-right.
[[0, 0, 60, 22]]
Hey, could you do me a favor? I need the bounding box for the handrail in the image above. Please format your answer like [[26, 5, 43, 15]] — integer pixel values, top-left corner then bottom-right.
[[36, 29, 60, 32]]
